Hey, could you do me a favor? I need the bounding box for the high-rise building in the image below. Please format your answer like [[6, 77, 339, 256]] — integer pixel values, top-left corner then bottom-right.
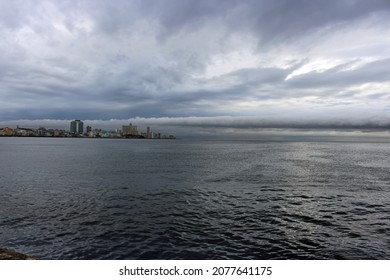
[[122, 123, 138, 136], [146, 126, 151, 139], [70, 120, 84, 134]]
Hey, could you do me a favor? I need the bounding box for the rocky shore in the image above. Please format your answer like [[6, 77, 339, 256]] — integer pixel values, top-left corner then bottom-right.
[[0, 248, 36, 260]]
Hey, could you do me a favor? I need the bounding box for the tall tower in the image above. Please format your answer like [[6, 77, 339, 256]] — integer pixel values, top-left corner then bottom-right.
[[147, 126, 151, 139], [70, 120, 84, 134]]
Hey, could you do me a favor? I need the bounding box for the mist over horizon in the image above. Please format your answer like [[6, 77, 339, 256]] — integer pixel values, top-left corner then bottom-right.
[[1, 116, 390, 140]]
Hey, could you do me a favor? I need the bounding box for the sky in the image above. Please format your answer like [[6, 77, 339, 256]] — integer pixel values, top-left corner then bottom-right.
[[1, 0, 390, 138]]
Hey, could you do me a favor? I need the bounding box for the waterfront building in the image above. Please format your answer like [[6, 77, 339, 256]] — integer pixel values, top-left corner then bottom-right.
[[70, 120, 84, 134], [122, 123, 138, 136], [146, 126, 151, 139], [0, 127, 14, 136]]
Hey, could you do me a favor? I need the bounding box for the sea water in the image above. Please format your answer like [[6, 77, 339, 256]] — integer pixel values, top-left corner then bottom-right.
[[0, 137, 389, 259]]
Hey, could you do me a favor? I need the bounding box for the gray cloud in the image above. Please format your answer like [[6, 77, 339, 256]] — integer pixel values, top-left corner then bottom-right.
[[0, 0, 390, 138], [286, 58, 390, 89], [128, 0, 389, 43]]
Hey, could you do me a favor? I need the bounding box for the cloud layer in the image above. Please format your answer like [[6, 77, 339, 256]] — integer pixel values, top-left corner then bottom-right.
[[1, 0, 390, 136]]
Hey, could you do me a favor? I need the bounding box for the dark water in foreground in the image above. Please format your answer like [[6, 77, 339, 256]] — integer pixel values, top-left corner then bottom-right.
[[0, 138, 389, 259]]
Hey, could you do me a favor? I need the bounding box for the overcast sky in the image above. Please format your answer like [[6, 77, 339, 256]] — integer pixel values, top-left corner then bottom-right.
[[1, 0, 390, 137]]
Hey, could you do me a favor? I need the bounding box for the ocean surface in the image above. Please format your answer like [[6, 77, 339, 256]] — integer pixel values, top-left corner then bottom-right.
[[0, 137, 389, 259]]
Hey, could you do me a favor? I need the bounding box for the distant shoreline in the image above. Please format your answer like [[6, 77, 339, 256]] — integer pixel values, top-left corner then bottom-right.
[[0, 135, 176, 140]]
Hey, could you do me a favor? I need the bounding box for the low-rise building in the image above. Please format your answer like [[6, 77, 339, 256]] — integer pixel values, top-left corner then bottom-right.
[[0, 127, 14, 136]]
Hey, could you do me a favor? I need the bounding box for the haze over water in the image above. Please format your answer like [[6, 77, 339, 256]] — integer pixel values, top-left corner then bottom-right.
[[1, 137, 389, 259]]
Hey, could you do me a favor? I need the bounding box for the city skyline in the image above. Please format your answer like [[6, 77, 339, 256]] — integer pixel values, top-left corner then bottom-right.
[[1, 0, 390, 138], [0, 119, 175, 139]]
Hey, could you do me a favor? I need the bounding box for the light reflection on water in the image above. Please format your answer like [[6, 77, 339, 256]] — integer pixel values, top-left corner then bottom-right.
[[0, 138, 389, 259]]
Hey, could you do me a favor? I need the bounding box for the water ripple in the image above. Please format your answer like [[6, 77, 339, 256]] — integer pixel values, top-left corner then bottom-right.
[[1, 139, 390, 259]]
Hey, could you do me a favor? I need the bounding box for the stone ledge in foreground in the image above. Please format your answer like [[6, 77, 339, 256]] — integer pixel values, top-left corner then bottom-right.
[[0, 248, 37, 260]]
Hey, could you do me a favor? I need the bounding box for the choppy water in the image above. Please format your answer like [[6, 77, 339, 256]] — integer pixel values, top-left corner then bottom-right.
[[0, 137, 389, 259]]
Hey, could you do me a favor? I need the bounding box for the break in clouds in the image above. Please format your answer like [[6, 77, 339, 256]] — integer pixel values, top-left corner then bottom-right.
[[1, 0, 390, 137]]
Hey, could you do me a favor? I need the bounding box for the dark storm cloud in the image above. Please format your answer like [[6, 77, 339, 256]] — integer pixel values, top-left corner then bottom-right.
[[140, 0, 390, 44], [172, 117, 390, 131], [0, 0, 390, 137]]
